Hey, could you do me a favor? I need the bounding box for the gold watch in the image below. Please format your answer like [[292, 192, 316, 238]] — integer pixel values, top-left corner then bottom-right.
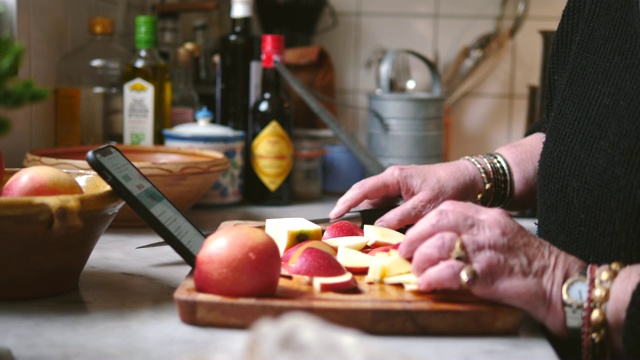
[[562, 270, 588, 330]]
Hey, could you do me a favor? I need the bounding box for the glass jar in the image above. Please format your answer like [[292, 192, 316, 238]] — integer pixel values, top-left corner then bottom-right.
[[292, 139, 324, 200]]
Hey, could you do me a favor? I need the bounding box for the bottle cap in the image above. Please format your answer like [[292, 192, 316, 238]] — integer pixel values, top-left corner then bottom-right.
[[261, 34, 285, 68], [89, 17, 114, 35], [135, 15, 158, 50], [230, 0, 252, 19]]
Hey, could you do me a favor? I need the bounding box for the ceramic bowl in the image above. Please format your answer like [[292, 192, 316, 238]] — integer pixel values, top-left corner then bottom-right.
[[0, 169, 124, 299], [24, 145, 230, 227]]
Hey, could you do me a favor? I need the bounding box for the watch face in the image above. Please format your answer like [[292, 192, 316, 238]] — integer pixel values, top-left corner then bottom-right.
[[563, 276, 588, 307]]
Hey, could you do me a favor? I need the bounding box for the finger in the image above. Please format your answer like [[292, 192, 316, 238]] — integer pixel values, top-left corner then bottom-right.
[[373, 192, 438, 230], [416, 259, 467, 292], [329, 172, 402, 219], [408, 232, 459, 274]]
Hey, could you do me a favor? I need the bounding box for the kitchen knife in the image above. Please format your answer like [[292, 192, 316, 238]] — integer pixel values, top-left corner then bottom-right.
[[135, 206, 398, 250]]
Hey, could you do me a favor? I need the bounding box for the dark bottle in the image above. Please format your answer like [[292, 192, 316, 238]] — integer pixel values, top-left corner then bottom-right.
[[245, 34, 293, 205], [216, 0, 254, 132]]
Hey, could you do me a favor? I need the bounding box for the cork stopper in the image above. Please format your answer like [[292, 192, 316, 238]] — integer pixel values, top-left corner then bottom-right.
[[89, 17, 114, 35]]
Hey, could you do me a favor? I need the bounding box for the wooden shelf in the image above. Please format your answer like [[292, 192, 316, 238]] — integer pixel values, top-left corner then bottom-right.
[[154, 1, 217, 16]]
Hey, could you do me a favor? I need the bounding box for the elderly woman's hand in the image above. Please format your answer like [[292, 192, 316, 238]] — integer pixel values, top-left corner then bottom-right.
[[398, 200, 586, 336], [329, 161, 482, 229]]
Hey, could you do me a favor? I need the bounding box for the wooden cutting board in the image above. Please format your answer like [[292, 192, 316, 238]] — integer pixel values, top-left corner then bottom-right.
[[173, 221, 525, 335]]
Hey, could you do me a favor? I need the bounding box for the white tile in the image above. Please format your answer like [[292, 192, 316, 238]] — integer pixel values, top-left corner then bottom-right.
[[362, 0, 435, 15], [333, 91, 369, 146], [528, 0, 567, 18], [357, 16, 436, 92], [512, 18, 560, 97], [439, 0, 500, 17], [315, 15, 359, 91], [447, 96, 510, 159], [510, 97, 529, 141], [328, 0, 358, 13]]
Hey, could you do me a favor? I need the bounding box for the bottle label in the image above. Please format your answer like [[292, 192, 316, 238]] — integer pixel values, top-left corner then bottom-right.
[[123, 77, 155, 145], [251, 120, 293, 192]]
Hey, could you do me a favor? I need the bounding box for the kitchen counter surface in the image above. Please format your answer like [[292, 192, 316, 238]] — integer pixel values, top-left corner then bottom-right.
[[0, 197, 556, 360]]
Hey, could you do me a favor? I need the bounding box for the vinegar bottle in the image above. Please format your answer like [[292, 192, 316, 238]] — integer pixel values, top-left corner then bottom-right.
[[216, 0, 254, 132], [245, 34, 293, 205], [55, 16, 129, 145], [123, 15, 172, 145]]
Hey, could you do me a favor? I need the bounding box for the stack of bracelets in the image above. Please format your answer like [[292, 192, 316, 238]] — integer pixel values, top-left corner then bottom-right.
[[462, 153, 513, 208], [583, 262, 626, 360]]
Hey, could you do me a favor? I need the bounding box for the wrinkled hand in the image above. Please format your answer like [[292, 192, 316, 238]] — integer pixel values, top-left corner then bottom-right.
[[398, 200, 585, 336], [329, 162, 480, 229]]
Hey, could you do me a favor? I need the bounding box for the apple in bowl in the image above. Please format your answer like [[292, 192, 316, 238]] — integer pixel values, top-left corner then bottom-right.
[[1, 166, 84, 197]]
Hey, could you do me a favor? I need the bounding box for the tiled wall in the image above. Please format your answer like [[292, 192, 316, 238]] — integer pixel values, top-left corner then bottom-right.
[[0, 0, 566, 167]]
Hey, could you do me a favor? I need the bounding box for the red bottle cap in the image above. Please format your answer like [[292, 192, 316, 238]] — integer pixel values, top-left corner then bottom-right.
[[261, 34, 285, 68]]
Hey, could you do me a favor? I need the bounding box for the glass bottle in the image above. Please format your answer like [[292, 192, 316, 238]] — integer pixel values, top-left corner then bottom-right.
[[216, 0, 254, 132], [55, 16, 129, 145], [192, 19, 216, 112], [245, 34, 293, 205], [123, 15, 172, 145], [170, 44, 199, 126]]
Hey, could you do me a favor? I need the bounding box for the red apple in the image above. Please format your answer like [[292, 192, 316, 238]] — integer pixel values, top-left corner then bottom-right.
[[322, 220, 363, 240], [322, 236, 369, 251], [194, 226, 281, 297], [336, 246, 374, 274], [282, 247, 347, 277], [366, 244, 400, 255], [281, 240, 337, 264], [1, 166, 83, 197]]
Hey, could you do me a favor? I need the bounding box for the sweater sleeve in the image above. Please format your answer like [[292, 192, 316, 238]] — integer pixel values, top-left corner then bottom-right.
[[623, 282, 640, 359]]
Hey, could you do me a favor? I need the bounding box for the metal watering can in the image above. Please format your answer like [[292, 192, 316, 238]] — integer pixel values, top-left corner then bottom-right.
[[275, 49, 443, 176]]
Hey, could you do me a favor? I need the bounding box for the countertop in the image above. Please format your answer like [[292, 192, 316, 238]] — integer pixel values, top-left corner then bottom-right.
[[0, 197, 556, 360]]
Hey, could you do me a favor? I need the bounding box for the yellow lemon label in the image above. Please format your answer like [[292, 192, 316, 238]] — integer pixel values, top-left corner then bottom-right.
[[251, 120, 293, 192]]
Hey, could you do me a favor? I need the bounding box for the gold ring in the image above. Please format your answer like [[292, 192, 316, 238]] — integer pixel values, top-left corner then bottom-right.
[[459, 264, 478, 288], [450, 237, 467, 262]]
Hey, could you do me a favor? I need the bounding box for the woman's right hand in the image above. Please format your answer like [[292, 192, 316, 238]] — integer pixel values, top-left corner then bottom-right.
[[329, 160, 483, 230]]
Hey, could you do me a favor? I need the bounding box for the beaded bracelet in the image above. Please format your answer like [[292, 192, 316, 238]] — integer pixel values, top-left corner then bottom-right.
[[583, 262, 626, 360]]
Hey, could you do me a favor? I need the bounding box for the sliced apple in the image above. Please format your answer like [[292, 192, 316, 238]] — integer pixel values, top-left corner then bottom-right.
[[336, 246, 374, 274], [384, 250, 412, 277], [312, 272, 358, 293], [363, 224, 405, 247], [364, 252, 389, 283], [382, 272, 418, 286], [322, 236, 369, 251], [282, 240, 337, 265], [367, 244, 400, 256], [283, 247, 347, 277], [265, 217, 323, 255]]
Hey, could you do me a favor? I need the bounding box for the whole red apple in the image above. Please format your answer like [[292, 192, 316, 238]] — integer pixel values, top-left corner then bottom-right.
[[1, 166, 83, 197], [322, 220, 364, 240], [194, 226, 282, 297]]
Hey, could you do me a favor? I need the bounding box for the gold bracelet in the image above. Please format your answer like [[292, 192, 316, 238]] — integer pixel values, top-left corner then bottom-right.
[[587, 262, 625, 359], [462, 156, 493, 206]]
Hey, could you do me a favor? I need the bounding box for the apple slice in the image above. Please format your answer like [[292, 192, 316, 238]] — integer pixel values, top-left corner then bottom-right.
[[363, 224, 405, 247], [283, 247, 347, 277], [364, 252, 389, 283], [336, 246, 374, 274], [322, 236, 369, 251], [282, 240, 337, 264], [382, 272, 418, 286], [366, 244, 400, 256], [322, 220, 364, 240], [312, 272, 358, 293], [265, 217, 323, 255], [384, 250, 412, 277]]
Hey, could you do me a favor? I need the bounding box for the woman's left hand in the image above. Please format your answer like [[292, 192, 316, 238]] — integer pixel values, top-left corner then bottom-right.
[[398, 200, 585, 336]]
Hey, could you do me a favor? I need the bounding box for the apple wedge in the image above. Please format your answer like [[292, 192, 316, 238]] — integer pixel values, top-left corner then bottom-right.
[[265, 217, 323, 255], [336, 246, 374, 274], [282, 247, 347, 277], [322, 236, 369, 251], [384, 250, 412, 277], [312, 272, 358, 293], [363, 224, 405, 247], [382, 272, 418, 286], [282, 240, 337, 265], [364, 252, 389, 283]]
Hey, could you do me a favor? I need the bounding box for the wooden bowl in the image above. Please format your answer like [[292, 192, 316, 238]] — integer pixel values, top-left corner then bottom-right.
[[24, 145, 230, 227], [0, 169, 124, 299]]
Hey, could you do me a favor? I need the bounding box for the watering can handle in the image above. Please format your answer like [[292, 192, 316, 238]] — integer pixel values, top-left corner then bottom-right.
[[377, 49, 442, 95]]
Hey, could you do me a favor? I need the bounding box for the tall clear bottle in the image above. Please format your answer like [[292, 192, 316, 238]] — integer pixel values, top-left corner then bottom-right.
[[55, 16, 129, 145], [170, 44, 199, 126], [123, 15, 172, 145], [192, 19, 217, 112], [245, 34, 293, 205], [216, 0, 254, 132]]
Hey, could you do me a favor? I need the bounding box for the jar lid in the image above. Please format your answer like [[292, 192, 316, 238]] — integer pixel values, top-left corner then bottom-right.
[[163, 118, 245, 142]]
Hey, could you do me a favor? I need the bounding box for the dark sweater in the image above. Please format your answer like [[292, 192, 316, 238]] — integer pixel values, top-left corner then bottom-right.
[[531, 0, 640, 358]]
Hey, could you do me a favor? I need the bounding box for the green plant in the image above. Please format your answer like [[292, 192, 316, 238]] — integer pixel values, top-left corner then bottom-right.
[[0, 35, 49, 137]]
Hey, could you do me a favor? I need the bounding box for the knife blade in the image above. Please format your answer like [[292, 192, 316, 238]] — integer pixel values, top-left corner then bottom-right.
[[135, 206, 397, 250]]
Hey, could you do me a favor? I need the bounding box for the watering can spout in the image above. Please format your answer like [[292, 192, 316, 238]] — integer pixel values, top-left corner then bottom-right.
[[275, 62, 387, 176]]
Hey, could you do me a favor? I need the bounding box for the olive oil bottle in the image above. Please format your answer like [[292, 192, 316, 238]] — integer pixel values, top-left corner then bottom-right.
[[123, 15, 171, 145], [245, 34, 293, 205]]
